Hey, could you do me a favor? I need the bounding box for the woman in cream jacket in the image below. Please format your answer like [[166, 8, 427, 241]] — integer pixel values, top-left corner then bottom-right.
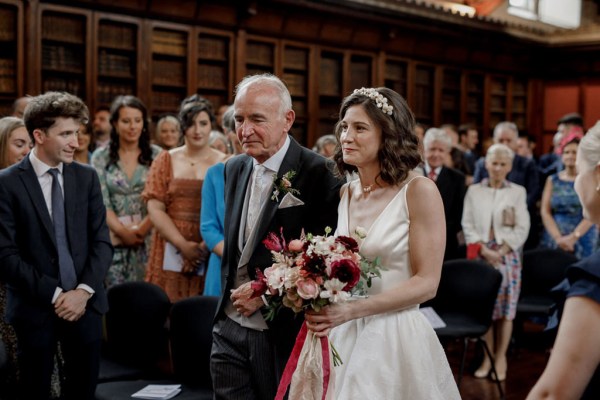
[[462, 143, 530, 382]]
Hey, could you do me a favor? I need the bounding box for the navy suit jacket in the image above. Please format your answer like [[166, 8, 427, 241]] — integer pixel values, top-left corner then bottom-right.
[[0, 155, 112, 328], [216, 137, 342, 355], [473, 154, 540, 209], [429, 167, 466, 260]]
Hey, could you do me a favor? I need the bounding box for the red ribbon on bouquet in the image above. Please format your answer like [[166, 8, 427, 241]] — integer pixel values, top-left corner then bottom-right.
[[275, 321, 332, 400]]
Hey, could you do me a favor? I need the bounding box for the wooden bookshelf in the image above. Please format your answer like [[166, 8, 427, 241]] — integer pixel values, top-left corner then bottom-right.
[[318, 50, 343, 136], [245, 37, 277, 75], [414, 64, 435, 126], [282, 42, 311, 145], [196, 28, 234, 111], [148, 23, 191, 117], [465, 72, 485, 132], [384, 57, 408, 99], [349, 54, 373, 92], [0, 0, 22, 116], [488, 75, 508, 131], [39, 6, 91, 101], [511, 77, 528, 132], [94, 14, 140, 108], [440, 68, 461, 125]]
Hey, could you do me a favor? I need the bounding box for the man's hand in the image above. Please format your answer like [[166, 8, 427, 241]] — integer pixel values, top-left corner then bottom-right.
[[231, 282, 263, 317], [55, 289, 89, 322]]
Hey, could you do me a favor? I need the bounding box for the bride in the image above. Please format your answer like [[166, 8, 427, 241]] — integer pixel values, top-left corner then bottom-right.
[[305, 87, 460, 399]]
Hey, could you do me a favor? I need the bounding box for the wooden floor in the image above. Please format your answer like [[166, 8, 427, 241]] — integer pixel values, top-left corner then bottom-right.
[[445, 321, 551, 400]]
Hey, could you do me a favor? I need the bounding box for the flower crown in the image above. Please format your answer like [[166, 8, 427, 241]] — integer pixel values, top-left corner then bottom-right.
[[353, 87, 393, 115]]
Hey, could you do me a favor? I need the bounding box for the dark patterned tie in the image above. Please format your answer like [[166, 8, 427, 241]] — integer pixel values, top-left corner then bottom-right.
[[47, 168, 77, 291]]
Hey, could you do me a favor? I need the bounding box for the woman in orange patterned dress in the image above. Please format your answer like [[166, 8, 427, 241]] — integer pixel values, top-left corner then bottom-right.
[[143, 96, 227, 302]]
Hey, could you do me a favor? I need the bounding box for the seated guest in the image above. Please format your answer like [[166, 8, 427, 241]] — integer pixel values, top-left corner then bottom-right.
[[457, 123, 479, 181], [527, 121, 600, 400], [423, 128, 466, 260], [208, 130, 230, 154], [540, 129, 596, 259], [312, 134, 337, 158], [463, 143, 530, 382]]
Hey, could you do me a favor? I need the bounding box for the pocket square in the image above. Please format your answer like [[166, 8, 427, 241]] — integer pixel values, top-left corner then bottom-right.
[[279, 192, 305, 209]]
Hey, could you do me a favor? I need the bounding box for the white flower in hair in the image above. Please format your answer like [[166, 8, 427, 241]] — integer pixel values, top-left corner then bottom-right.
[[353, 87, 393, 115]]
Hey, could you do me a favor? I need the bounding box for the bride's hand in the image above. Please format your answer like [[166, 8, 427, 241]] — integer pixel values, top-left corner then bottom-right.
[[305, 304, 350, 337]]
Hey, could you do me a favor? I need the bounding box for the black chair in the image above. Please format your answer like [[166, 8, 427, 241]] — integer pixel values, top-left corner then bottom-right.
[[99, 281, 172, 383], [517, 248, 578, 316], [423, 259, 504, 399], [95, 296, 219, 400]]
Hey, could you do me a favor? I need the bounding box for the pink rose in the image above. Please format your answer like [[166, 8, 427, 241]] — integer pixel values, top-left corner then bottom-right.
[[281, 177, 292, 188], [288, 239, 304, 252], [296, 278, 320, 300]]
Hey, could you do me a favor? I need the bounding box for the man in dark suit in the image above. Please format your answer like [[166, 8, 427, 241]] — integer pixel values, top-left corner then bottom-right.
[[423, 128, 466, 260], [210, 74, 342, 400], [0, 92, 112, 399]]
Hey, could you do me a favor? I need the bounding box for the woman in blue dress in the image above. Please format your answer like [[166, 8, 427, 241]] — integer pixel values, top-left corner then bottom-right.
[[540, 128, 597, 259]]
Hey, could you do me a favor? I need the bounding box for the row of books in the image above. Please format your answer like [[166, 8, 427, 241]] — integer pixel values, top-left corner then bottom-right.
[[99, 24, 136, 50], [152, 59, 185, 86], [282, 72, 307, 97], [246, 43, 274, 67], [151, 90, 185, 112], [0, 58, 15, 93], [42, 77, 83, 97], [319, 58, 342, 96], [42, 14, 84, 44], [283, 48, 308, 71], [197, 64, 227, 90], [97, 82, 135, 105], [198, 37, 228, 61], [152, 31, 187, 57], [99, 50, 134, 78], [0, 9, 15, 42], [42, 45, 84, 73]]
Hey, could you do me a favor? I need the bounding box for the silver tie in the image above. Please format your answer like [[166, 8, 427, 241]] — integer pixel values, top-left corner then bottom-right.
[[245, 164, 266, 242]]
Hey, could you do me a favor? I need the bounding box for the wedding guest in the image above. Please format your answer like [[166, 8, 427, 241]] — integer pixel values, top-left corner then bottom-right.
[[208, 130, 229, 154], [0, 116, 31, 169], [540, 129, 596, 259], [74, 120, 93, 164], [11, 97, 30, 119], [92, 106, 112, 150], [91, 96, 162, 287], [462, 143, 530, 382], [155, 115, 181, 150], [312, 134, 337, 158], [144, 96, 226, 302], [527, 120, 600, 400], [221, 106, 242, 155], [210, 74, 341, 400], [305, 87, 460, 399], [0, 116, 31, 398]]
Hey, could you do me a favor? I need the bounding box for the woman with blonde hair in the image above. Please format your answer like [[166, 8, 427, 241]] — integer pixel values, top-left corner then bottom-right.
[[0, 116, 30, 169]]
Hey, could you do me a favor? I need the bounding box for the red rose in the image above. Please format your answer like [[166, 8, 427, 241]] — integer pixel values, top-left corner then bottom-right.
[[335, 236, 359, 252], [330, 258, 360, 291]]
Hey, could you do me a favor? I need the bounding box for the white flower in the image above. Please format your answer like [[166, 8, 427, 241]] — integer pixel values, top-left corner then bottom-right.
[[320, 278, 350, 303], [354, 226, 367, 240], [265, 266, 287, 294]]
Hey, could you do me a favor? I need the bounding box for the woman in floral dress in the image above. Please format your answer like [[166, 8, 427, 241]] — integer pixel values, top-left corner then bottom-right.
[[143, 95, 226, 302], [91, 96, 162, 287], [540, 129, 597, 259]]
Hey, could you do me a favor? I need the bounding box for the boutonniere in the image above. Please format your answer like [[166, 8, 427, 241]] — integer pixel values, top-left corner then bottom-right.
[[271, 170, 300, 201]]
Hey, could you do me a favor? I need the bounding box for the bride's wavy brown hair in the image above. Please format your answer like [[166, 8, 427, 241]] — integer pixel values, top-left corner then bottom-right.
[[332, 87, 422, 186]]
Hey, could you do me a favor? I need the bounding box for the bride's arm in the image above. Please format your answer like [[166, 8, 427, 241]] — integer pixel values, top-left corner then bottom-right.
[[306, 177, 445, 337]]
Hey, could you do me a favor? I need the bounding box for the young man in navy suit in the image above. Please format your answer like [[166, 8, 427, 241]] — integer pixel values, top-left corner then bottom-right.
[[210, 74, 342, 400], [0, 92, 112, 399]]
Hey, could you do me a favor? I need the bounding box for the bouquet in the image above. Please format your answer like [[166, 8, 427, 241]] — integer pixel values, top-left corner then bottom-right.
[[250, 226, 382, 400]]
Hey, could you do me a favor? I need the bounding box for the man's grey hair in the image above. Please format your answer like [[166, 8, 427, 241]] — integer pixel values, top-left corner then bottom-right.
[[493, 121, 518, 142], [234, 73, 292, 116], [423, 127, 452, 150]]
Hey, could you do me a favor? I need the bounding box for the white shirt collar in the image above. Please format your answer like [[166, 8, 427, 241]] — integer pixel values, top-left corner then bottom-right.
[[29, 148, 64, 177], [253, 135, 291, 174]]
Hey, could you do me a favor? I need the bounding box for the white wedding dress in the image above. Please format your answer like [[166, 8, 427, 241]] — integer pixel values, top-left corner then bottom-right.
[[330, 178, 461, 399]]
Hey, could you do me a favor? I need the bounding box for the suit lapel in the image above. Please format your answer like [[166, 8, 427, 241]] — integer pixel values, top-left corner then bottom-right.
[[249, 138, 302, 256], [19, 158, 56, 247]]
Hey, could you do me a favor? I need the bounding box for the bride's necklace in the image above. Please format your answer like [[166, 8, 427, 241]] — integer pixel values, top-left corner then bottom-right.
[[362, 184, 375, 193]]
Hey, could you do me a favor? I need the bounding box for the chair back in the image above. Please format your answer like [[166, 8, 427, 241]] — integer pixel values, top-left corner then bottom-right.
[[104, 281, 172, 367], [425, 259, 502, 334], [169, 296, 219, 389], [521, 248, 578, 297]]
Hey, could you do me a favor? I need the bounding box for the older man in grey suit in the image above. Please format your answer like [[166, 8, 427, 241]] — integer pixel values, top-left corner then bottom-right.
[[210, 74, 342, 399]]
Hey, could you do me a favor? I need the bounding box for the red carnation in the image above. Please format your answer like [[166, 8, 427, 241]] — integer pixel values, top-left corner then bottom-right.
[[335, 236, 359, 252]]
